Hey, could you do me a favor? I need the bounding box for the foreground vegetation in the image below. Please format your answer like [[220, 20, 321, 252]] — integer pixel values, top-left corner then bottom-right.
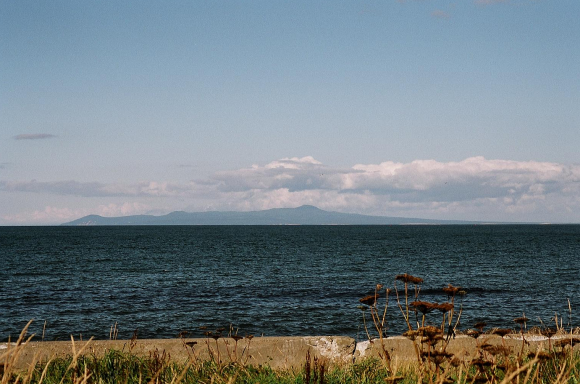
[[4, 322, 580, 383], [2, 344, 580, 384]]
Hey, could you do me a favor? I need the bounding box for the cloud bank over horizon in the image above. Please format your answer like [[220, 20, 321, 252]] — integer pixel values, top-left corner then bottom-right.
[[2, 156, 579, 224]]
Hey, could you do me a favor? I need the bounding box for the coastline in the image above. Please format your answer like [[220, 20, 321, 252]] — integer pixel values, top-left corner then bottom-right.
[[3, 334, 580, 372]]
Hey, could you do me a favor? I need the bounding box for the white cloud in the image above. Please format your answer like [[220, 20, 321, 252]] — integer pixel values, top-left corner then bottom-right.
[[214, 156, 578, 194], [2, 156, 580, 223], [207, 156, 580, 221], [263, 156, 322, 170]]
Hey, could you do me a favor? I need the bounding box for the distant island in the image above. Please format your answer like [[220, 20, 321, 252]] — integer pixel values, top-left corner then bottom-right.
[[61, 205, 477, 226]]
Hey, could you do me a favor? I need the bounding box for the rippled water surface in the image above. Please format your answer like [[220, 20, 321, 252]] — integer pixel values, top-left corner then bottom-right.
[[1, 225, 579, 341]]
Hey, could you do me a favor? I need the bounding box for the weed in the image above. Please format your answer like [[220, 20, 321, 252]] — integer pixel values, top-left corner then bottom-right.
[[357, 273, 580, 384]]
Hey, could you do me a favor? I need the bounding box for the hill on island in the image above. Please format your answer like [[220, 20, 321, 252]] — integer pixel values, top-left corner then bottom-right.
[[61, 205, 475, 226]]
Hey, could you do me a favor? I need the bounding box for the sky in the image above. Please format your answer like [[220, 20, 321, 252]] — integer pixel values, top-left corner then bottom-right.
[[1, 0, 579, 225]]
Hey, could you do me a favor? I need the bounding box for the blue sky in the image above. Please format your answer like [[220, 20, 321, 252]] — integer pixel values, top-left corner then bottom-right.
[[1, 0, 579, 224]]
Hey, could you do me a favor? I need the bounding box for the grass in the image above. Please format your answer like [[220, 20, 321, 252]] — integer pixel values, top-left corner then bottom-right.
[[3, 346, 580, 384]]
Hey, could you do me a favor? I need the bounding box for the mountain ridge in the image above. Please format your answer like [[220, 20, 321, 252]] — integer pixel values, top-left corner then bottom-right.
[[61, 205, 477, 226]]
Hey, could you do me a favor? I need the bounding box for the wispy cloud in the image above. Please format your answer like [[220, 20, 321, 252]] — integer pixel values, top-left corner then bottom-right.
[[2, 156, 580, 223], [13, 133, 57, 140], [0, 180, 114, 197], [431, 10, 450, 19], [0, 179, 212, 198], [474, 0, 509, 5]]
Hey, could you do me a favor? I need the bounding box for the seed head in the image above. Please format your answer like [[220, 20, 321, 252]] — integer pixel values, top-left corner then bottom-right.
[[474, 322, 487, 332], [466, 329, 480, 339], [478, 342, 492, 350], [491, 328, 512, 337], [395, 273, 423, 284], [514, 316, 529, 325], [411, 301, 438, 314], [471, 358, 493, 369], [481, 344, 512, 356], [436, 303, 454, 313], [421, 334, 444, 345], [442, 284, 461, 296], [528, 351, 551, 361], [541, 328, 557, 338], [403, 330, 418, 340], [418, 325, 443, 339], [422, 350, 453, 365], [359, 295, 377, 306]]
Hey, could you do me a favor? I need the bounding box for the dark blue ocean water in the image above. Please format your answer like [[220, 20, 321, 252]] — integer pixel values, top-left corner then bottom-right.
[[1, 225, 579, 342]]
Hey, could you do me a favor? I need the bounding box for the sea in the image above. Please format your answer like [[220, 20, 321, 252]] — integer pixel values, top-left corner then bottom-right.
[[1, 225, 579, 342]]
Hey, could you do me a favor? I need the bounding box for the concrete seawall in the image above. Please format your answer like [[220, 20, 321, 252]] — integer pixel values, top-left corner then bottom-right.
[[2, 334, 579, 372]]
